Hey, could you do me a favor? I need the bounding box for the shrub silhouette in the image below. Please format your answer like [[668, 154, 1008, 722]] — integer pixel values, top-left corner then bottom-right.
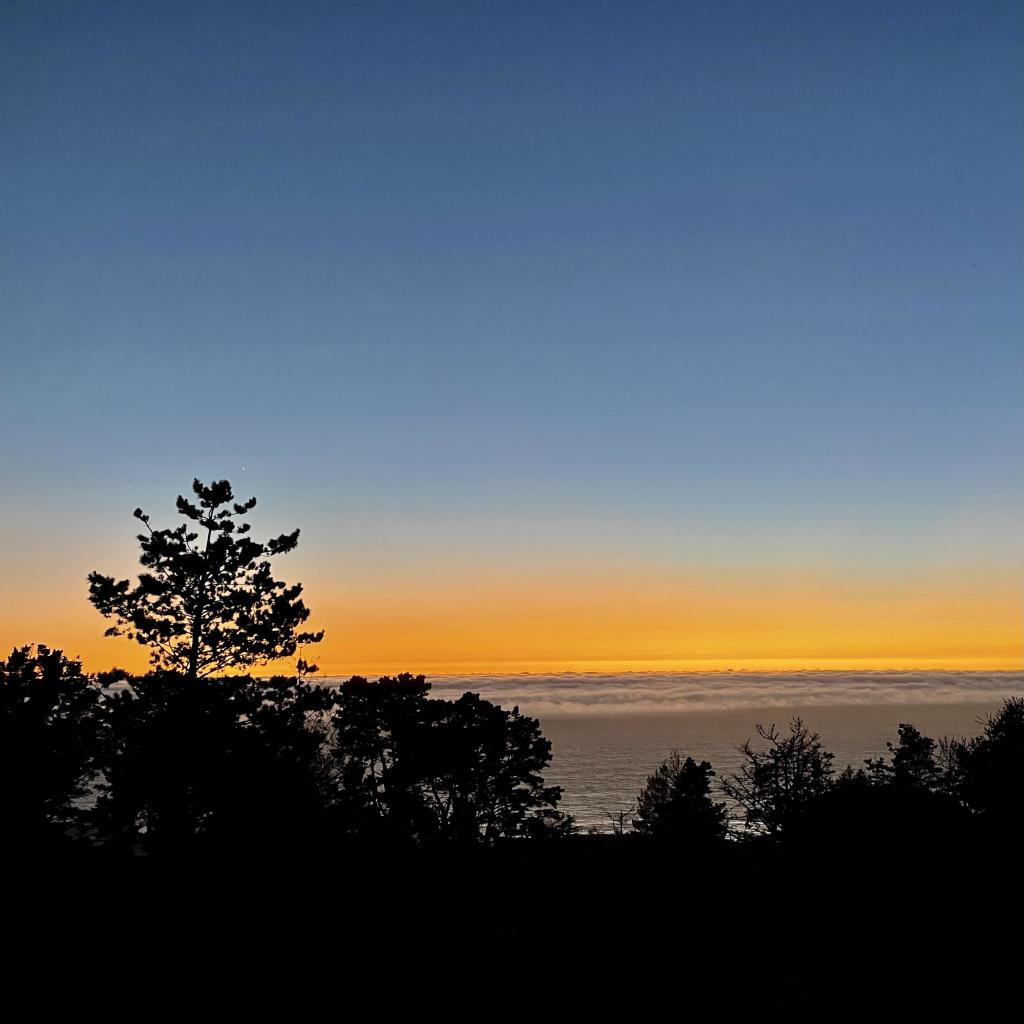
[[88, 478, 322, 679], [633, 752, 727, 844], [0, 645, 102, 844]]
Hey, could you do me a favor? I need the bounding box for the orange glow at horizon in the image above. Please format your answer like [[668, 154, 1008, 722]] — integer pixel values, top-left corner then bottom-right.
[[2, 565, 1020, 676]]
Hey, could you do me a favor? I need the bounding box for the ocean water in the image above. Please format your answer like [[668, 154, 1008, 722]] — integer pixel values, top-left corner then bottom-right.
[[409, 670, 1024, 831], [540, 703, 1001, 830]]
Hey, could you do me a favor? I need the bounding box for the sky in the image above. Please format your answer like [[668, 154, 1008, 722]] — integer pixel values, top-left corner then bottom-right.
[[1, 1, 1022, 675]]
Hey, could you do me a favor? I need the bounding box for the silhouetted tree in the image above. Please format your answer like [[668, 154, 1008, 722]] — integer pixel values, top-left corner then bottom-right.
[[721, 718, 834, 835], [413, 691, 566, 841], [0, 645, 102, 843], [865, 723, 941, 790], [606, 804, 636, 837], [88, 479, 322, 679], [957, 698, 1024, 825], [328, 674, 433, 838], [520, 804, 576, 838], [327, 676, 566, 842], [936, 734, 970, 798], [633, 752, 727, 843], [890, 723, 940, 788], [798, 754, 968, 851], [92, 672, 336, 850]]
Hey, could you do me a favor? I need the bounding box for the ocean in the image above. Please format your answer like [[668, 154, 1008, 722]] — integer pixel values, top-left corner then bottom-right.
[[411, 670, 1024, 830]]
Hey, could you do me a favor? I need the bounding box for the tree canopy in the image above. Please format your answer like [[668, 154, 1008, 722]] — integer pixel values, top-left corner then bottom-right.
[[633, 751, 727, 844], [328, 675, 568, 842], [720, 718, 834, 835], [91, 671, 336, 851], [955, 697, 1024, 825], [865, 723, 942, 790], [0, 645, 102, 841], [88, 478, 323, 679]]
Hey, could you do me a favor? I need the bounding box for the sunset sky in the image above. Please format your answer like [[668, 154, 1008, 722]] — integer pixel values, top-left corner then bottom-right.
[[2, 2, 1022, 675]]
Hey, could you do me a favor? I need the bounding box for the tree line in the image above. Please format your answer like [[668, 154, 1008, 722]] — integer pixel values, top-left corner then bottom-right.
[[1, 649, 571, 851]]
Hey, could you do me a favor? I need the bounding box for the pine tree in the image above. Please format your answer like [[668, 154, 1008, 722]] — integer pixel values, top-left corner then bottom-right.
[[88, 478, 323, 679], [633, 751, 728, 843]]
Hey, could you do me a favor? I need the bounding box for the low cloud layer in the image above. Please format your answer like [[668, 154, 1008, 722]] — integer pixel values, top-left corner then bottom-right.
[[324, 671, 1024, 718]]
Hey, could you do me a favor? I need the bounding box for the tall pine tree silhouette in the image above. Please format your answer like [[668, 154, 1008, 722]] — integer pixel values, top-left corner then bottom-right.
[[89, 479, 322, 679]]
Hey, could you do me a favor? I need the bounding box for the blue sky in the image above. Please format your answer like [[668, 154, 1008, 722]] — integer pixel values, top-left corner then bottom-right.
[[1, 1, 1021, 670]]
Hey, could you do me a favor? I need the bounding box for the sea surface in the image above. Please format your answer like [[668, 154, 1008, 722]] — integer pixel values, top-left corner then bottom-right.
[[374, 670, 1024, 831]]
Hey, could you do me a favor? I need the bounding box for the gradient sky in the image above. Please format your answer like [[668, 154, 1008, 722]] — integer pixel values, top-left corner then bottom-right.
[[2, 1, 1022, 674]]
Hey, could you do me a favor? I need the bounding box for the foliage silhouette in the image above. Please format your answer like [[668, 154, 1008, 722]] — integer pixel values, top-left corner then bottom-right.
[[720, 717, 834, 835], [633, 751, 727, 843], [605, 804, 636, 836], [792, 759, 968, 851], [0, 645, 102, 843], [935, 734, 970, 798], [92, 671, 336, 851], [864, 723, 941, 790], [413, 690, 570, 841], [955, 697, 1024, 829], [327, 673, 433, 840], [88, 478, 322, 679], [327, 675, 568, 841]]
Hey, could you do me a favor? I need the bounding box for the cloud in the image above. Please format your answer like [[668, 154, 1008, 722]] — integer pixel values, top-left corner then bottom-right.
[[322, 670, 1024, 717]]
